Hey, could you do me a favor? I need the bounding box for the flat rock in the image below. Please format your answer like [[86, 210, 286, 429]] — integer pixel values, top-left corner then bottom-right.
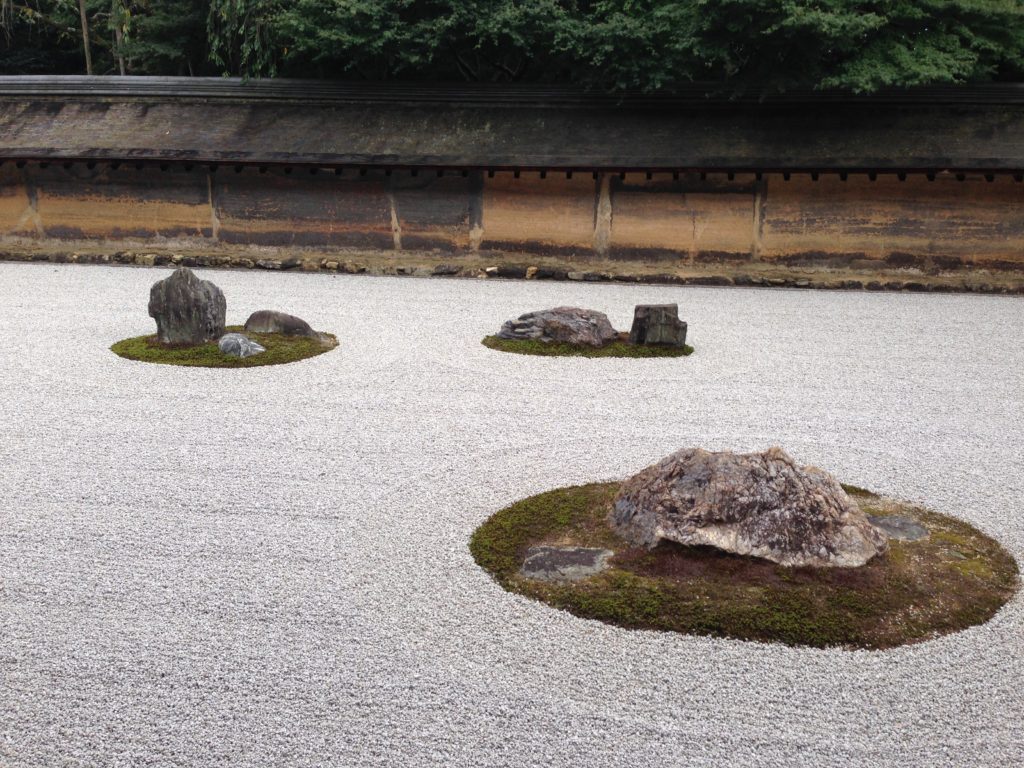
[[218, 332, 266, 358], [629, 304, 688, 347], [496, 307, 618, 347], [610, 447, 888, 568], [244, 310, 318, 338], [869, 515, 929, 541], [520, 546, 614, 581], [148, 267, 226, 345]]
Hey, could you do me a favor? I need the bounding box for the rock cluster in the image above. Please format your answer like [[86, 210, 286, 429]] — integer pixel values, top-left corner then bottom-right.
[[148, 267, 226, 344], [629, 304, 688, 347], [218, 332, 266, 358], [244, 310, 318, 339], [496, 307, 618, 347], [610, 447, 887, 567]]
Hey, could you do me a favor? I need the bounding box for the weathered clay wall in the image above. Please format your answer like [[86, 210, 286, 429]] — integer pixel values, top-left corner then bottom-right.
[[2, 164, 1023, 280]]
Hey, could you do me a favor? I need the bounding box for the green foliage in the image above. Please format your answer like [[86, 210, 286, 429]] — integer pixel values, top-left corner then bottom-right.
[[117, 1, 210, 75], [110, 326, 338, 367], [1, 1, 1023, 91], [481, 335, 694, 358]]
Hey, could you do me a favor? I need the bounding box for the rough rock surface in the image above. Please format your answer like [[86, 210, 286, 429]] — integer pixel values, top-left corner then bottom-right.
[[520, 546, 614, 581], [244, 310, 317, 338], [147, 267, 226, 344], [610, 447, 887, 567], [218, 332, 266, 358], [629, 304, 688, 347], [496, 307, 618, 347]]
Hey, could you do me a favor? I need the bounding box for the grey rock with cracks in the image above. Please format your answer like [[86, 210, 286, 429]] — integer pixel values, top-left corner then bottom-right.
[[611, 446, 887, 567], [629, 303, 688, 347], [497, 306, 618, 347], [147, 266, 226, 345], [218, 332, 266, 358]]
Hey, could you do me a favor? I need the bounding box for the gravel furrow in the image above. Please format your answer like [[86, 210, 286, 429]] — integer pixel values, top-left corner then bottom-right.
[[0, 263, 1021, 767]]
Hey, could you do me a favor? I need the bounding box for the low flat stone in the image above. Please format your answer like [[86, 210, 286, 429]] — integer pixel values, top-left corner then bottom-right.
[[244, 309, 318, 338], [520, 546, 614, 581], [218, 332, 266, 358], [868, 515, 929, 542], [496, 307, 618, 347]]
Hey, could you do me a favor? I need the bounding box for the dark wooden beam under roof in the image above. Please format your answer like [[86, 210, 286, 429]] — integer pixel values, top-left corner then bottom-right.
[[0, 76, 1022, 173]]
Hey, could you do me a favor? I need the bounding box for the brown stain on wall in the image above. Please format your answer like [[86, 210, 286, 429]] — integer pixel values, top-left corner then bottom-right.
[[610, 173, 756, 261], [760, 173, 1024, 266], [482, 172, 596, 251], [1, 164, 1023, 275]]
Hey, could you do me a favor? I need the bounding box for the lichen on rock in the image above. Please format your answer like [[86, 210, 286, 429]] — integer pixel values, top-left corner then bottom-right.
[[610, 447, 887, 567]]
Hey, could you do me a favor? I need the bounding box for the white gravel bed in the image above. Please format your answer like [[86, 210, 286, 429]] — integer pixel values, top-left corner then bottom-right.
[[1, 262, 1022, 767]]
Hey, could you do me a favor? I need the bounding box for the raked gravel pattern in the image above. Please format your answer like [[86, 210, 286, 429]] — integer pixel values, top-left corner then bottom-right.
[[1, 263, 1022, 767]]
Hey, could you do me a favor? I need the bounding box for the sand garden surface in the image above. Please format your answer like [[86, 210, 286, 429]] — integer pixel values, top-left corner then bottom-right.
[[1, 262, 1022, 767]]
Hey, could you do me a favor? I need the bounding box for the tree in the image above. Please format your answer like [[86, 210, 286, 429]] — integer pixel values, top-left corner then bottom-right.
[[207, 0, 279, 77]]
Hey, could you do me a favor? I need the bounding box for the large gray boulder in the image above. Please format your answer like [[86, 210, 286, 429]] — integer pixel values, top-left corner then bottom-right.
[[148, 267, 226, 345], [244, 310, 318, 338], [629, 304, 688, 347], [610, 447, 887, 568], [497, 307, 618, 347]]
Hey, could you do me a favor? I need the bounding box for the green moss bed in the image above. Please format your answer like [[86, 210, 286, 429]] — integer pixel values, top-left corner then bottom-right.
[[469, 482, 1018, 649], [111, 325, 338, 368], [482, 333, 694, 358]]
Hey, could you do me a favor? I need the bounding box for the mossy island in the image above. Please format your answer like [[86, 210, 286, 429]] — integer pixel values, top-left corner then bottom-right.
[[470, 448, 1018, 650], [485, 304, 694, 358], [111, 266, 337, 368], [112, 325, 338, 368]]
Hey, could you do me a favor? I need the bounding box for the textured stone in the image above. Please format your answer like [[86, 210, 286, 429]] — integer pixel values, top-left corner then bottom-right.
[[497, 307, 618, 347], [147, 267, 226, 345], [610, 447, 887, 567], [520, 546, 614, 581], [629, 304, 688, 347], [218, 332, 266, 358], [244, 310, 317, 338], [869, 515, 929, 542]]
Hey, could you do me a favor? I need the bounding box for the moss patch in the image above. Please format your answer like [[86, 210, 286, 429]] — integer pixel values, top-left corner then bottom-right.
[[469, 483, 1018, 649], [111, 325, 338, 368], [482, 334, 693, 358]]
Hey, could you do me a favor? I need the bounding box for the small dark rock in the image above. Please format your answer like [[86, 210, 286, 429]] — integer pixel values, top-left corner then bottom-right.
[[218, 332, 266, 358], [432, 264, 461, 276], [244, 310, 318, 338], [868, 515, 929, 542], [520, 546, 614, 581], [629, 304, 688, 347]]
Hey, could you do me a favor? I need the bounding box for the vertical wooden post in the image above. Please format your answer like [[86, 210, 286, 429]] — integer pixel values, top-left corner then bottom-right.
[[594, 173, 612, 257]]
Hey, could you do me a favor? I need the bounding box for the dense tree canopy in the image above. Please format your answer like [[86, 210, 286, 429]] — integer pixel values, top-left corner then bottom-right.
[[1, 1, 1022, 93]]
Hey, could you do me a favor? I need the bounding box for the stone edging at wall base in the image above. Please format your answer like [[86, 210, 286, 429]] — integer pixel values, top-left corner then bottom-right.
[[1, 247, 1022, 296]]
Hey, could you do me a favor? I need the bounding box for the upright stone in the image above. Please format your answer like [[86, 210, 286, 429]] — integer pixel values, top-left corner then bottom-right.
[[148, 267, 226, 345], [629, 304, 687, 347]]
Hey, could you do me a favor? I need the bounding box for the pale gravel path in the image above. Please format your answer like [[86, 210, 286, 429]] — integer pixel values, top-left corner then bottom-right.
[[0, 262, 1022, 767]]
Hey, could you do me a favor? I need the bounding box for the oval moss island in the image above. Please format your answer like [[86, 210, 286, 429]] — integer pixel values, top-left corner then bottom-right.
[[482, 334, 694, 358], [111, 325, 338, 368], [469, 482, 1018, 649]]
